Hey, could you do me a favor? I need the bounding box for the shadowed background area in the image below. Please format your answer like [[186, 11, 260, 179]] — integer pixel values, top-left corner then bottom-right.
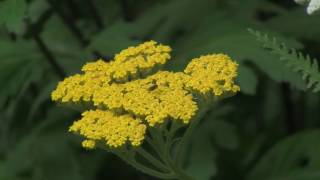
[[0, 0, 320, 179]]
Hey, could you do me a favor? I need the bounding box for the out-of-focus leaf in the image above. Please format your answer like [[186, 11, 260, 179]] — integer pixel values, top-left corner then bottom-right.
[[34, 132, 83, 180], [41, 15, 89, 74], [238, 64, 258, 95], [248, 130, 320, 180], [261, 81, 282, 125], [135, 0, 217, 42], [0, 40, 44, 108], [27, 82, 56, 121], [172, 19, 306, 92], [4, 132, 37, 179], [202, 106, 239, 149], [87, 21, 141, 56], [27, 0, 49, 23], [211, 119, 239, 150], [0, 0, 27, 34], [266, 8, 320, 40], [225, 0, 286, 21], [186, 122, 217, 180]]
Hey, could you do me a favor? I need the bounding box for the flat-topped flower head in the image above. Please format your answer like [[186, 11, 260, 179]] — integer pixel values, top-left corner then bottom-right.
[[51, 73, 109, 103], [93, 72, 198, 126], [69, 110, 146, 148], [184, 54, 240, 96], [112, 40, 171, 81], [51, 41, 240, 149], [81, 41, 172, 83]]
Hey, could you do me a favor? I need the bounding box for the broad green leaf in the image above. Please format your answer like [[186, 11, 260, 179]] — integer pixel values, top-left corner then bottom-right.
[[135, 0, 217, 42], [33, 132, 83, 180], [172, 19, 306, 92], [200, 105, 239, 150], [248, 130, 320, 180], [87, 21, 141, 57], [27, 82, 56, 122], [41, 15, 89, 74], [0, 0, 27, 34], [27, 0, 49, 23], [186, 122, 217, 180], [266, 8, 320, 40], [211, 120, 239, 150], [238, 64, 258, 95], [0, 40, 44, 108]]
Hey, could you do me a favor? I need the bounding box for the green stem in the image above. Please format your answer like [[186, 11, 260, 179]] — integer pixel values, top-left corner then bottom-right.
[[114, 150, 175, 179], [135, 147, 170, 173], [176, 105, 209, 166], [148, 126, 194, 180], [163, 134, 195, 180], [146, 136, 162, 155]]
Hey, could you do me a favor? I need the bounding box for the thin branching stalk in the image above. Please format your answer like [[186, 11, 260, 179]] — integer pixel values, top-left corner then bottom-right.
[[135, 147, 170, 172], [47, 0, 88, 47], [33, 32, 66, 79]]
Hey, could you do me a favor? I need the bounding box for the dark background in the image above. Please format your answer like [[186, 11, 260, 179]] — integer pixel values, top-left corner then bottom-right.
[[1, 0, 320, 179]]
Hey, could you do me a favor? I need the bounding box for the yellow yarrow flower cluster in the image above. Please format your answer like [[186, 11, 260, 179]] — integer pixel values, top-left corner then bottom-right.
[[70, 110, 146, 148], [51, 41, 240, 149], [185, 54, 240, 95], [82, 40, 171, 82], [51, 73, 108, 103], [93, 72, 197, 126], [52, 41, 171, 103]]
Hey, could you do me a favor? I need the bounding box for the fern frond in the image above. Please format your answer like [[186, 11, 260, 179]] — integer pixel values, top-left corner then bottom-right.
[[248, 29, 320, 92]]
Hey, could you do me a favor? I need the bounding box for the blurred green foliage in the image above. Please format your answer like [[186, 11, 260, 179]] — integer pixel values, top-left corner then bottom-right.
[[0, 0, 320, 179]]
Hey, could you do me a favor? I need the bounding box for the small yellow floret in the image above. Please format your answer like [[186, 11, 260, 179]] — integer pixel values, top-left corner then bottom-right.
[[82, 139, 96, 149]]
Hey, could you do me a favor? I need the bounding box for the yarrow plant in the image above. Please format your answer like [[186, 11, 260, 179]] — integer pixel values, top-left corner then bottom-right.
[[51, 41, 240, 180]]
